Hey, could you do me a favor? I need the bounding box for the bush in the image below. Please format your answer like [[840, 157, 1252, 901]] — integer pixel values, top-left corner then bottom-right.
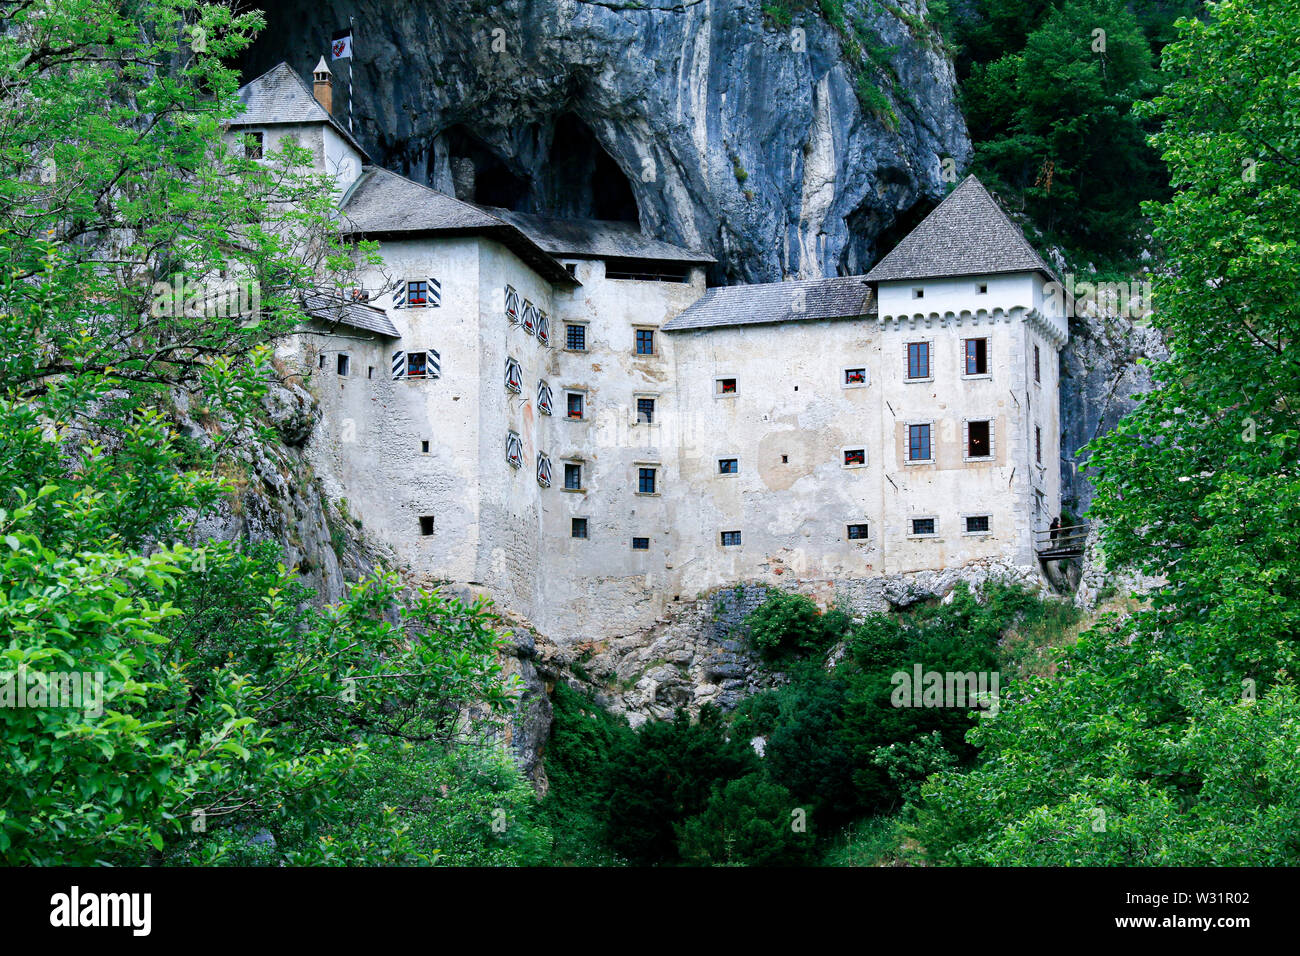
[[746, 590, 848, 662]]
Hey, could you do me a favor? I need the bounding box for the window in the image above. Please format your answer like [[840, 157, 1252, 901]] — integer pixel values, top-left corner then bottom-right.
[[245, 131, 264, 160], [716, 377, 737, 396], [908, 423, 932, 462], [504, 285, 521, 321], [420, 440, 430, 454], [844, 367, 867, 387], [965, 515, 990, 534], [911, 517, 937, 536], [637, 467, 657, 495], [636, 397, 655, 424], [565, 323, 586, 351], [505, 431, 523, 468], [720, 531, 742, 547], [504, 356, 523, 393], [571, 517, 588, 539], [521, 300, 538, 336], [966, 420, 992, 458], [964, 338, 988, 376], [565, 263, 577, 277], [537, 311, 550, 346], [843, 448, 866, 467], [564, 463, 582, 491], [907, 342, 930, 379], [318, 354, 327, 370], [781, 454, 789, 463], [393, 349, 441, 380], [718, 458, 738, 474], [635, 328, 655, 355], [407, 280, 429, 307], [1035, 425, 1042, 464], [367, 366, 374, 379], [631, 536, 650, 551], [337, 354, 350, 376], [537, 381, 554, 415], [847, 523, 870, 540], [1034, 344, 1041, 383], [419, 515, 435, 536], [566, 391, 585, 420], [536, 453, 552, 487], [912, 288, 924, 299], [977, 282, 988, 294]]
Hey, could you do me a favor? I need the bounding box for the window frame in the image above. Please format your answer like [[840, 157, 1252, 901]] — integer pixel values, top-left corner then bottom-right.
[[1035, 424, 1043, 464], [336, 353, 350, 376], [504, 356, 523, 393], [636, 465, 658, 496], [505, 431, 523, 469], [1033, 343, 1042, 384], [571, 517, 588, 540], [418, 515, 435, 536], [906, 421, 935, 464], [717, 457, 739, 476], [962, 337, 990, 378], [720, 530, 743, 548], [565, 390, 587, 421], [406, 279, 429, 308], [537, 380, 554, 416], [714, 376, 738, 398], [631, 536, 651, 551], [634, 327, 656, 356], [842, 365, 869, 389], [908, 515, 939, 539], [963, 418, 995, 461], [962, 514, 992, 536], [564, 321, 588, 352], [634, 394, 657, 425], [905, 340, 933, 382], [842, 446, 868, 468], [846, 522, 871, 542], [536, 453, 552, 487], [563, 461, 583, 492]]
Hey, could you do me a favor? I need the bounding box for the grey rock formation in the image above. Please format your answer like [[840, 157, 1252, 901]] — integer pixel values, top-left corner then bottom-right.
[[240, 0, 970, 282]]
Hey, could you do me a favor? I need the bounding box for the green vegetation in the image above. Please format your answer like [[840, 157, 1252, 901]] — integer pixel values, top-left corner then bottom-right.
[[911, 0, 1300, 865], [541, 583, 1080, 865]]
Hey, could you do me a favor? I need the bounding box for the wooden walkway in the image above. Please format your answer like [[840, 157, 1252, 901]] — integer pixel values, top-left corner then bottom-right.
[[1035, 522, 1088, 560]]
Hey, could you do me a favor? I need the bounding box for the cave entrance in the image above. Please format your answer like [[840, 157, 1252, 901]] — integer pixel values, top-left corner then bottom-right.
[[440, 125, 530, 209], [541, 114, 638, 223]]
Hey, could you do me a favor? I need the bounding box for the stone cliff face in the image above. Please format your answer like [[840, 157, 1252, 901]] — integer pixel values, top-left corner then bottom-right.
[[240, 0, 970, 282]]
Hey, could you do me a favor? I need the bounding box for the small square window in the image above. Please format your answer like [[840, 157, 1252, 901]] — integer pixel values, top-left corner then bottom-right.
[[567, 392, 585, 419], [337, 354, 350, 376], [911, 517, 936, 536], [566, 324, 586, 351], [967, 420, 992, 458], [977, 283, 988, 294], [720, 530, 742, 547], [847, 523, 870, 540], [964, 338, 988, 376], [908, 423, 932, 462], [635, 328, 655, 355], [565, 263, 577, 277], [843, 448, 866, 467], [638, 467, 657, 495], [408, 351, 429, 378], [245, 131, 264, 160], [912, 288, 924, 299], [636, 397, 655, 424], [781, 454, 789, 463], [572, 517, 588, 539], [420, 440, 430, 454], [318, 354, 327, 370], [631, 536, 650, 551], [965, 515, 990, 533], [718, 458, 738, 474], [407, 280, 428, 307], [716, 377, 737, 395], [564, 463, 582, 491], [844, 367, 867, 386], [907, 342, 930, 379], [419, 515, 435, 536]]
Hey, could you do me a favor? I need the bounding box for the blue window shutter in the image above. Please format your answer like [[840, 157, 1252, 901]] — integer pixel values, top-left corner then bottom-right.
[[427, 277, 441, 307], [391, 351, 406, 379]]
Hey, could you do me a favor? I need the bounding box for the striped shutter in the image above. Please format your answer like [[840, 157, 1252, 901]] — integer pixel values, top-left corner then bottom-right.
[[522, 301, 537, 336], [391, 351, 405, 379], [427, 348, 441, 378], [506, 431, 523, 468], [537, 380, 553, 415], [504, 285, 520, 321], [505, 356, 522, 393], [390, 284, 405, 310], [537, 311, 550, 346], [427, 277, 441, 308], [536, 453, 552, 487]]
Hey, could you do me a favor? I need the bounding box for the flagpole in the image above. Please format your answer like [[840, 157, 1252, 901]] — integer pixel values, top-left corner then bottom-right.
[[348, 15, 354, 134]]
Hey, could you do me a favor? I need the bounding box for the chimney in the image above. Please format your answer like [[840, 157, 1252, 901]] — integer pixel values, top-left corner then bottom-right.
[[312, 56, 333, 115]]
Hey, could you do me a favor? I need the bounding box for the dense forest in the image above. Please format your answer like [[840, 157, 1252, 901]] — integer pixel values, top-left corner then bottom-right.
[[1, 0, 1298, 868]]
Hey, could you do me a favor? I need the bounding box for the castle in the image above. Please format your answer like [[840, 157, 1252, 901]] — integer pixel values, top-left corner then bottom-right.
[[230, 61, 1067, 644]]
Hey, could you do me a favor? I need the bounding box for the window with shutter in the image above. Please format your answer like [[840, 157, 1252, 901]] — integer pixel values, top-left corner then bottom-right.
[[504, 285, 521, 322], [536, 453, 552, 487], [505, 356, 523, 393], [506, 431, 523, 468], [537, 311, 551, 345], [537, 381, 554, 415], [521, 301, 538, 336]]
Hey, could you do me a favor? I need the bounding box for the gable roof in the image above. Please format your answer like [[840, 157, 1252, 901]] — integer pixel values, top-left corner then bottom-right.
[[302, 293, 399, 338], [337, 167, 578, 287], [863, 175, 1056, 284], [230, 62, 370, 162], [662, 275, 875, 332], [486, 209, 715, 264]]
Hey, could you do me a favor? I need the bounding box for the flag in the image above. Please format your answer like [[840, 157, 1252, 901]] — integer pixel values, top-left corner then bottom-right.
[[331, 28, 353, 60]]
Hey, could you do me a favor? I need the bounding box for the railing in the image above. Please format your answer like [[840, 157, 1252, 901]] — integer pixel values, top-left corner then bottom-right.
[[1034, 522, 1089, 559]]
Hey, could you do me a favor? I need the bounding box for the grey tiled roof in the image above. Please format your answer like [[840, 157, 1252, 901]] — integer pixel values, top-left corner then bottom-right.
[[337, 167, 577, 286], [487, 209, 715, 264], [231, 62, 370, 161], [662, 275, 875, 332], [303, 293, 399, 338], [863, 175, 1056, 283]]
